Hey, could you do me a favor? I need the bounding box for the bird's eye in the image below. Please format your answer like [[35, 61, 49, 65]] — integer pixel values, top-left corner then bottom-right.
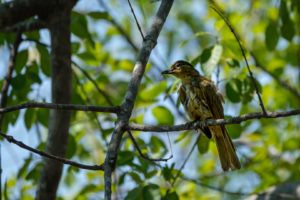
[[176, 64, 180, 68]]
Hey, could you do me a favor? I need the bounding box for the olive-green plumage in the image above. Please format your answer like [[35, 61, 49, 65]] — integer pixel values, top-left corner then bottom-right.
[[162, 60, 241, 171]]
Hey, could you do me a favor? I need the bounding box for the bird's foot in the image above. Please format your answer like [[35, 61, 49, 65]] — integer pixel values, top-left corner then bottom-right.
[[185, 118, 200, 131], [199, 117, 211, 130]]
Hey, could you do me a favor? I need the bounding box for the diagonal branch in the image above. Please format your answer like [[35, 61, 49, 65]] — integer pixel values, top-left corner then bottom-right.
[[127, 0, 145, 41], [127, 109, 300, 132], [210, 6, 267, 116], [208, 0, 300, 100], [127, 130, 173, 162], [0, 102, 120, 115], [0, 131, 104, 171], [72, 61, 114, 106], [104, 1, 174, 199], [163, 133, 202, 198]]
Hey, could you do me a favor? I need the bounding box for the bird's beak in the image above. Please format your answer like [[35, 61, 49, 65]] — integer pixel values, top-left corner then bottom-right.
[[161, 69, 173, 75]]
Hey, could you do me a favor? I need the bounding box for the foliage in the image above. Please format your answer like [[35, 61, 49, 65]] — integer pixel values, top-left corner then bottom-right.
[[1, 0, 300, 199]]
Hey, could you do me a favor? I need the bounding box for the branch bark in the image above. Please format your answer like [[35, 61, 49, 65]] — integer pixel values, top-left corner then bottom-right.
[[35, 2, 77, 199], [0, 0, 78, 28], [0, 102, 120, 115], [127, 110, 300, 132], [103, 1, 174, 199], [0, 131, 104, 171]]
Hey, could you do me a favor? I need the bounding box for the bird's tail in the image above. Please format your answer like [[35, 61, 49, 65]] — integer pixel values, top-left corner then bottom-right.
[[212, 125, 241, 172]]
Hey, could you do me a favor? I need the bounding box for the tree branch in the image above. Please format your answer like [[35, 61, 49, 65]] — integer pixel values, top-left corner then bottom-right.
[[127, 0, 145, 41], [72, 61, 114, 106], [127, 130, 173, 162], [0, 131, 104, 171], [0, 0, 78, 28], [210, 6, 267, 116], [163, 133, 202, 198], [104, 1, 174, 199], [0, 19, 47, 33], [0, 102, 120, 115], [127, 109, 300, 132]]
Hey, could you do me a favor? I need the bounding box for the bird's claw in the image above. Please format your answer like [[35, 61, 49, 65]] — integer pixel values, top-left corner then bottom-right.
[[199, 118, 210, 130]]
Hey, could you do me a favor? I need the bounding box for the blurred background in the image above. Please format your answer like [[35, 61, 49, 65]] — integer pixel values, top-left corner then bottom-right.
[[1, 0, 300, 199]]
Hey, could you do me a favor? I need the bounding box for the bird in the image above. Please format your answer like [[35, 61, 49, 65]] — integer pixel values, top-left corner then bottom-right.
[[161, 60, 241, 172]]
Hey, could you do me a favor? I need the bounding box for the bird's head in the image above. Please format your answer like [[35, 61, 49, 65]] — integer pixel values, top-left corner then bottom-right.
[[161, 60, 199, 79]]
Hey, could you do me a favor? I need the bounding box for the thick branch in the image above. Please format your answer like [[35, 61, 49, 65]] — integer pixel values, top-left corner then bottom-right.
[[0, 0, 78, 28], [0, 102, 120, 115], [127, 110, 300, 132], [104, 1, 174, 199], [0, 19, 46, 33], [0, 131, 104, 171]]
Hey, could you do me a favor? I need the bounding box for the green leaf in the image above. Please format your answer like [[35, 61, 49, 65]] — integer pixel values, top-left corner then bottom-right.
[[17, 155, 32, 179], [164, 192, 179, 200], [197, 135, 209, 154], [280, 0, 295, 41], [11, 74, 26, 90], [201, 45, 223, 76], [64, 169, 76, 188], [117, 151, 134, 166], [265, 22, 279, 51], [79, 184, 98, 195], [26, 163, 42, 184], [152, 106, 174, 126], [128, 172, 142, 183], [150, 135, 166, 153], [125, 185, 143, 200], [162, 163, 175, 181], [225, 78, 242, 103], [225, 116, 242, 139], [140, 81, 167, 101], [37, 45, 51, 77], [71, 12, 94, 47], [280, 19, 295, 41], [66, 134, 77, 159], [37, 108, 50, 127], [24, 108, 36, 130], [179, 32, 211, 48], [24, 31, 40, 41], [71, 42, 81, 54], [174, 131, 190, 143], [15, 50, 28, 73], [226, 59, 240, 70], [26, 72, 42, 84], [88, 12, 113, 20], [143, 184, 160, 200], [164, 79, 181, 100]]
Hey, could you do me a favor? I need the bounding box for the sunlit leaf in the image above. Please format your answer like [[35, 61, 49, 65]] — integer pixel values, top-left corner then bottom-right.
[[152, 106, 174, 126], [201, 45, 223, 76]]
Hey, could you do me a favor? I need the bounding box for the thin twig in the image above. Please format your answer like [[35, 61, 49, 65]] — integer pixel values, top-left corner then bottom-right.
[[210, 6, 267, 116], [127, 0, 145, 41], [73, 72, 109, 148], [0, 131, 104, 171], [127, 130, 173, 162], [0, 102, 120, 115], [72, 61, 114, 107], [163, 133, 202, 198], [216, 65, 220, 87]]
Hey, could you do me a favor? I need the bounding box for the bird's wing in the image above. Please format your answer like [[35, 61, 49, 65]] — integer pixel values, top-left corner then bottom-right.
[[199, 80, 224, 119], [178, 85, 186, 105]]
